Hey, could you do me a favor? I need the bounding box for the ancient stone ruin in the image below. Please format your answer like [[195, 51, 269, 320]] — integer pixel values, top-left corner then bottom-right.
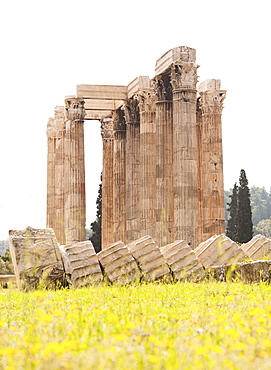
[[9, 227, 271, 290], [46, 46, 226, 250]]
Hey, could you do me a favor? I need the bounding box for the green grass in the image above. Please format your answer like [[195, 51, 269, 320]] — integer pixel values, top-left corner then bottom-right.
[[1, 282, 271, 369]]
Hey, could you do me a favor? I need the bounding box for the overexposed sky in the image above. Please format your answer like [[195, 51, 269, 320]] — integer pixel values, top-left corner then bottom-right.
[[0, 0, 270, 240]]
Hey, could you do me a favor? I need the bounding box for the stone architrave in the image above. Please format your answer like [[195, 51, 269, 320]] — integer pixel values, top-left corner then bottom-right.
[[9, 226, 65, 290], [198, 80, 226, 240], [160, 240, 205, 281], [123, 99, 140, 243], [59, 241, 103, 287], [97, 241, 141, 285], [194, 234, 247, 268], [101, 116, 114, 249], [113, 109, 127, 243], [137, 90, 157, 240], [241, 234, 271, 260], [153, 73, 174, 247], [170, 47, 199, 247], [64, 97, 86, 243], [127, 235, 172, 282], [46, 117, 57, 236]]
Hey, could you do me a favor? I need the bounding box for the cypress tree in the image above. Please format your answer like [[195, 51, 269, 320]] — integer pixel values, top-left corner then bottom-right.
[[226, 182, 238, 241], [236, 169, 253, 243], [90, 175, 102, 253]]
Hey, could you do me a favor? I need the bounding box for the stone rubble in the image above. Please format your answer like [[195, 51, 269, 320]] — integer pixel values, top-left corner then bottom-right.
[[97, 241, 141, 285], [160, 240, 205, 281], [8, 227, 271, 289], [59, 241, 103, 288], [241, 234, 271, 260]]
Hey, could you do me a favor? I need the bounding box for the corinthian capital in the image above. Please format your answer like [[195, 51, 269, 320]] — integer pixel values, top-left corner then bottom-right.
[[170, 62, 198, 91], [199, 90, 226, 115], [136, 89, 156, 112], [152, 74, 172, 101], [123, 99, 140, 124], [54, 106, 66, 131], [46, 117, 57, 138], [100, 116, 114, 140], [65, 98, 85, 122]]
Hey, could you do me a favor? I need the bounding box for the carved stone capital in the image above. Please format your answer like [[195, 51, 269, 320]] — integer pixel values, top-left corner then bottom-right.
[[199, 91, 226, 115], [112, 109, 126, 132], [46, 117, 57, 138], [123, 99, 140, 124], [65, 98, 85, 122], [170, 62, 198, 91], [54, 106, 66, 131], [152, 74, 172, 101], [100, 116, 114, 140], [136, 89, 156, 112]]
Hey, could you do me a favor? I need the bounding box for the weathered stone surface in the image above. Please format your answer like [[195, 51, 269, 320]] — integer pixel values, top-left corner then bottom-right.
[[160, 240, 205, 281], [97, 241, 141, 285], [127, 236, 172, 282], [194, 234, 246, 268], [207, 260, 271, 283], [9, 226, 65, 290], [241, 234, 271, 260], [59, 241, 103, 288]]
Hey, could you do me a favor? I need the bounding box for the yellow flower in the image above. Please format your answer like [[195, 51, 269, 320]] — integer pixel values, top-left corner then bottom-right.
[[148, 355, 160, 364], [195, 347, 208, 355]]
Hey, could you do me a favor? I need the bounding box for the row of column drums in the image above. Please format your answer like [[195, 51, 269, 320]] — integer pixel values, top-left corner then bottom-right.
[[9, 227, 271, 290]]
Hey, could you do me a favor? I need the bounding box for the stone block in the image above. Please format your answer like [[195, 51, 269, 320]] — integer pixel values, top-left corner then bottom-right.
[[97, 241, 141, 285], [155, 46, 196, 75], [59, 241, 103, 288], [160, 240, 205, 281], [194, 234, 246, 268], [9, 226, 65, 290], [207, 261, 271, 283], [241, 234, 271, 260], [127, 236, 172, 282]]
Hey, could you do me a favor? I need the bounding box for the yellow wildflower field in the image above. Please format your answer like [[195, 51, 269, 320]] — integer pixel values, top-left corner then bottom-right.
[[1, 282, 271, 369]]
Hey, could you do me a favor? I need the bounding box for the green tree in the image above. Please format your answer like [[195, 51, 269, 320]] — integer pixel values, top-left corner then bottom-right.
[[255, 219, 271, 238], [226, 183, 238, 241], [236, 169, 253, 243], [90, 175, 102, 253]]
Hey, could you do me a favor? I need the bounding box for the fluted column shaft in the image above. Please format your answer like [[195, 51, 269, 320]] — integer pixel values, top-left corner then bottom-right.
[[54, 107, 66, 245], [171, 61, 199, 247], [101, 117, 114, 249], [138, 89, 156, 239], [124, 100, 140, 243], [113, 109, 126, 243], [64, 98, 86, 243], [46, 117, 57, 233], [153, 74, 174, 247], [199, 86, 226, 240]]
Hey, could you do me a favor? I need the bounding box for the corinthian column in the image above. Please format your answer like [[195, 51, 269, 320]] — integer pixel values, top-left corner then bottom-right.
[[46, 117, 57, 234], [198, 80, 226, 240], [171, 49, 199, 247], [153, 73, 174, 247], [138, 89, 156, 240], [54, 106, 66, 245], [64, 97, 86, 243], [124, 99, 140, 243], [113, 109, 126, 243], [101, 116, 114, 249]]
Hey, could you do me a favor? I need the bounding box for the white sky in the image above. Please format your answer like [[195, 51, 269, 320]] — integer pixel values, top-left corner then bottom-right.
[[0, 0, 270, 240]]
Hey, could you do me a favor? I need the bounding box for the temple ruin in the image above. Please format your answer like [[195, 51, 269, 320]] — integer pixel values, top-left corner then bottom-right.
[[46, 46, 226, 249]]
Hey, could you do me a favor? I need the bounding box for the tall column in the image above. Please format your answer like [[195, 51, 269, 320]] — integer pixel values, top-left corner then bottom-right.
[[64, 97, 86, 243], [153, 73, 174, 247], [124, 99, 140, 243], [138, 89, 157, 240], [113, 109, 126, 243], [196, 99, 203, 244], [46, 117, 57, 233], [171, 49, 199, 247], [101, 116, 114, 249], [54, 106, 66, 245], [198, 80, 226, 240]]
